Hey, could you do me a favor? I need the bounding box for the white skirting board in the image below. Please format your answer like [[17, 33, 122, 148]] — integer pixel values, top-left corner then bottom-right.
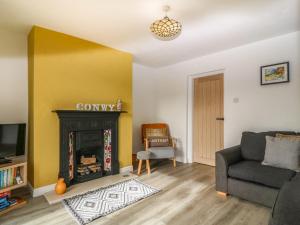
[[28, 165, 133, 197], [119, 165, 133, 174], [28, 182, 56, 198]]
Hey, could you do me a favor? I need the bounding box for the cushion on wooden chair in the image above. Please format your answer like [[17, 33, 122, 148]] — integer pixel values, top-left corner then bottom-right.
[[148, 147, 175, 159], [137, 151, 151, 160], [147, 136, 170, 147]]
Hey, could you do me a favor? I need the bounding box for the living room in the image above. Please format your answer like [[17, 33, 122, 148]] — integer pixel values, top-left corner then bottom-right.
[[0, 0, 299, 224]]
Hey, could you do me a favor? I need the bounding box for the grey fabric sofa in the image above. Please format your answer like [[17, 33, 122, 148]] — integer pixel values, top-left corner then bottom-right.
[[216, 131, 298, 208], [269, 173, 300, 225]]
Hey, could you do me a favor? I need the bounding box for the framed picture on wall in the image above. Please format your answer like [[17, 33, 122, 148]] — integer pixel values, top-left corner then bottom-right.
[[260, 62, 289, 85]]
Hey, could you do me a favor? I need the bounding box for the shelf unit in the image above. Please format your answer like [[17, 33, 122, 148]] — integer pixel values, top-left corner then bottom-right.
[[0, 156, 27, 215], [0, 198, 26, 216]]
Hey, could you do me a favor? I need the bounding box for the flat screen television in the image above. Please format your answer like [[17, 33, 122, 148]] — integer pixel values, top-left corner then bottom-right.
[[0, 123, 26, 159]]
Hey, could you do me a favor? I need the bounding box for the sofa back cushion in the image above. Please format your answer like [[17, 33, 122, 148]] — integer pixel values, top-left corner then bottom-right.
[[241, 131, 296, 161]]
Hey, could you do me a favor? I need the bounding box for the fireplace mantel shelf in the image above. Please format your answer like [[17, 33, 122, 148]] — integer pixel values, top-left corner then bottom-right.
[[52, 110, 127, 114]]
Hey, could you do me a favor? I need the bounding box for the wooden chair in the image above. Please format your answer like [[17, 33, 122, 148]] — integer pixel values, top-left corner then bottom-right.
[[139, 123, 176, 174]]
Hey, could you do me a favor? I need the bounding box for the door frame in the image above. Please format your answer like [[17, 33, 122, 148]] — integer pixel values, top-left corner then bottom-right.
[[186, 69, 225, 163]]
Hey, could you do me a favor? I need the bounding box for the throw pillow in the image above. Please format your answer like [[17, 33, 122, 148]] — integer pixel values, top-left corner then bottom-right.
[[276, 133, 300, 141], [148, 136, 170, 147], [262, 136, 300, 172]]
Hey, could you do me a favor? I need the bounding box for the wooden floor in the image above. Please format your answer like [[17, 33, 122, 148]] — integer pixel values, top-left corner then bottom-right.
[[0, 162, 270, 225]]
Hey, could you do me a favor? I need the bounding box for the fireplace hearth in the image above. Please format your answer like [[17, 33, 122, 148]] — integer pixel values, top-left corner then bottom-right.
[[53, 110, 124, 187]]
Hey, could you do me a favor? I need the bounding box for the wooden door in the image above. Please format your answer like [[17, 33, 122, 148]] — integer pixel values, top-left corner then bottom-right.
[[193, 74, 224, 166]]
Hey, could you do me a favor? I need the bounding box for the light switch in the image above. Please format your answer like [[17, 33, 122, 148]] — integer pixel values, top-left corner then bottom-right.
[[233, 97, 239, 103]]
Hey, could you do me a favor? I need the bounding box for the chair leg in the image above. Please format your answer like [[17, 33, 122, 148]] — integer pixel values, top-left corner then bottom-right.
[[146, 160, 151, 175], [138, 160, 142, 175], [173, 158, 176, 168]]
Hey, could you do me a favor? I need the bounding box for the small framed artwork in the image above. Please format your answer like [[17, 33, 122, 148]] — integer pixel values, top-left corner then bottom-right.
[[261, 62, 289, 85]]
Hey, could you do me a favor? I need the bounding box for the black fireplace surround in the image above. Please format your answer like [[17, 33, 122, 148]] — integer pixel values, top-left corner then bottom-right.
[[54, 110, 124, 187]]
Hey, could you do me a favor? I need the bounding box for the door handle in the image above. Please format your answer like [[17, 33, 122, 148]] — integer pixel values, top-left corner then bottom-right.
[[216, 117, 224, 121]]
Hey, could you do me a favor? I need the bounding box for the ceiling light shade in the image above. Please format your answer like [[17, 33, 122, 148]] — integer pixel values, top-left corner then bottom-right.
[[150, 5, 182, 41]]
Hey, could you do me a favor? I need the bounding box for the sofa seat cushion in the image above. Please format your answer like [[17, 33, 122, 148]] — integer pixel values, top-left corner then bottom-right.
[[228, 160, 295, 189]]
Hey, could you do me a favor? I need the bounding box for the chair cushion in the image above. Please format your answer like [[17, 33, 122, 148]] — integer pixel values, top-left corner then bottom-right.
[[228, 160, 296, 189], [148, 147, 175, 159], [137, 151, 150, 160], [240, 131, 296, 161]]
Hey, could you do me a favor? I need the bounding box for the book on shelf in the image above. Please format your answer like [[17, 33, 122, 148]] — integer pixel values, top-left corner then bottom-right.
[[0, 167, 22, 189], [0, 191, 11, 198], [0, 191, 10, 211], [0, 191, 24, 212]]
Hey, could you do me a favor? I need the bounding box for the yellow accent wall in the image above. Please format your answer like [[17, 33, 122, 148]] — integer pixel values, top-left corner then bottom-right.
[[28, 26, 132, 188]]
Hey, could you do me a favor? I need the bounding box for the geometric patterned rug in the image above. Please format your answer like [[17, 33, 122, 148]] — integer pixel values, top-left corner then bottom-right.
[[63, 179, 160, 225]]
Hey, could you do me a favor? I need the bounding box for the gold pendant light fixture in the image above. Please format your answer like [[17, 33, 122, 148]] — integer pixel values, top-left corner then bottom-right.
[[150, 5, 182, 41]]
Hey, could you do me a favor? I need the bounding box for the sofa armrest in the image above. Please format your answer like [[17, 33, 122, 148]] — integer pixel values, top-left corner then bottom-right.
[[269, 173, 300, 225], [215, 145, 242, 193]]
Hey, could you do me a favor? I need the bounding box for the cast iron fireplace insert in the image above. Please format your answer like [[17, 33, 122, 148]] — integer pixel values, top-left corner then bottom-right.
[[53, 110, 125, 187], [73, 130, 104, 184]]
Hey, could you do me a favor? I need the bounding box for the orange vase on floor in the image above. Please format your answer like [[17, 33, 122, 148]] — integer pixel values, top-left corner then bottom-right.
[[55, 178, 67, 195]]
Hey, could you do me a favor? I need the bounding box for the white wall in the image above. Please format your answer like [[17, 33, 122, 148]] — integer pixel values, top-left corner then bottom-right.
[[132, 63, 158, 153], [134, 31, 300, 162], [0, 29, 28, 124]]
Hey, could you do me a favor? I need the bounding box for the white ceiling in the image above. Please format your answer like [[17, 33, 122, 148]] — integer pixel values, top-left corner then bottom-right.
[[0, 0, 299, 67]]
